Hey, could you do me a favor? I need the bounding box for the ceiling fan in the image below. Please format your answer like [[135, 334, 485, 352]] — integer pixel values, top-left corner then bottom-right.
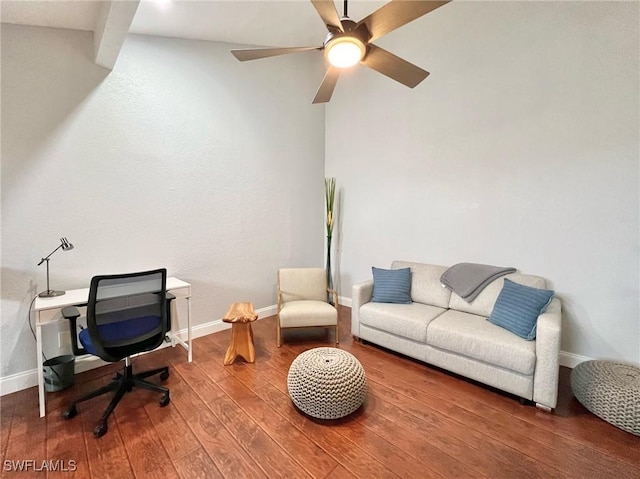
[[231, 0, 451, 104]]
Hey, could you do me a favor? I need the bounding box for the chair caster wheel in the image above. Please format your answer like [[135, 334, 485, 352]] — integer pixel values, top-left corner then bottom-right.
[[63, 405, 77, 420], [93, 420, 108, 438], [160, 371, 169, 381], [159, 393, 170, 407]]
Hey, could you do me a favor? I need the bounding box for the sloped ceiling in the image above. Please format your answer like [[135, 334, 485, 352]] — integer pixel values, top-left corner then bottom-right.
[[1, 0, 141, 69], [2, 0, 443, 106], [1, 1, 389, 53], [1, 0, 102, 31]]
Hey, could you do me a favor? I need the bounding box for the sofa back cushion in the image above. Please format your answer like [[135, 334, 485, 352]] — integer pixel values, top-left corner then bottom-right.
[[392, 261, 451, 308], [448, 273, 547, 317]]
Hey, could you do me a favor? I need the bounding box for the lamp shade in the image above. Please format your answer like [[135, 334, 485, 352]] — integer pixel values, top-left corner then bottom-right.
[[61, 237, 74, 251], [37, 237, 74, 297]]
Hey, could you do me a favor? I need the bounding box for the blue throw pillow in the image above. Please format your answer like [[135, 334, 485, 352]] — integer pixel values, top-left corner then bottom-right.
[[488, 278, 554, 340], [372, 267, 412, 304]]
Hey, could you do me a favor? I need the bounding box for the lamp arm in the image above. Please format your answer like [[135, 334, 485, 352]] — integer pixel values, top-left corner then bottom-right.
[[37, 244, 63, 266]]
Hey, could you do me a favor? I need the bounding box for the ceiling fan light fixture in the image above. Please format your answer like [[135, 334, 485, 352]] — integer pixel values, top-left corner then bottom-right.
[[326, 36, 366, 68]]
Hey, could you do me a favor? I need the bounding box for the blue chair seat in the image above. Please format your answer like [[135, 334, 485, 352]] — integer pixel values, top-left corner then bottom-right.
[[79, 315, 161, 356]]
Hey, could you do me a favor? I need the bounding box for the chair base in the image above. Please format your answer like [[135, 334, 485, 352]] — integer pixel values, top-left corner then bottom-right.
[[63, 361, 170, 438], [277, 323, 339, 348]]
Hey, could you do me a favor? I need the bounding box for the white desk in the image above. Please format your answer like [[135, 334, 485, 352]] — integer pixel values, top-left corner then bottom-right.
[[33, 277, 192, 418]]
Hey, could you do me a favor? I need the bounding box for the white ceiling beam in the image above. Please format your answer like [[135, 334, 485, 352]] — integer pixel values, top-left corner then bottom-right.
[[93, 1, 140, 70]]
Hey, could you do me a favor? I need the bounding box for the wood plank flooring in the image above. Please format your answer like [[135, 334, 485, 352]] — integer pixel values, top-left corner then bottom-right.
[[1, 306, 639, 478]]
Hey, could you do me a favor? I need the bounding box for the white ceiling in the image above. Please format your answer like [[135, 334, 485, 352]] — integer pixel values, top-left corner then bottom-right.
[[1, 1, 102, 31], [1, 0, 390, 47]]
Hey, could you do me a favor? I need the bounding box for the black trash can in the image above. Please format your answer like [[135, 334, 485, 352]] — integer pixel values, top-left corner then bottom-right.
[[43, 355, 75, 392]]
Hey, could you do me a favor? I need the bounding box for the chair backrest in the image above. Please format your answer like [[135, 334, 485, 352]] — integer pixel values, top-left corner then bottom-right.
[[86, 269, 168, 362], [278, 268, 328, 303]]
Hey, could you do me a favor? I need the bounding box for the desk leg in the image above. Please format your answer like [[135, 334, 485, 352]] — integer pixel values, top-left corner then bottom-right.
[[187, 295, 192, 363], [36, 311, 45, 418]]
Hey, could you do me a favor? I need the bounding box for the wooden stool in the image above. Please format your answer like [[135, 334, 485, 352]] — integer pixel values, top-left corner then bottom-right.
[[222, 302, 258, 365]]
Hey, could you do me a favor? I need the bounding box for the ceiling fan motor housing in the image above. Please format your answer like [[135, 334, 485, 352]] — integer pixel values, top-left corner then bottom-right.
[[324, 19, 370, 46]]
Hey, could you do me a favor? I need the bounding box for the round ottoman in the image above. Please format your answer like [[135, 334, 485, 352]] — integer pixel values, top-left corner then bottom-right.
[[287, 347, 367, 419], [571, 360, 640, 436]]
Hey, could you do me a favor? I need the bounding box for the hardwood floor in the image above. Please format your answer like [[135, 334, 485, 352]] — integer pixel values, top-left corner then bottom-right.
[[1, 306, 639, 478]]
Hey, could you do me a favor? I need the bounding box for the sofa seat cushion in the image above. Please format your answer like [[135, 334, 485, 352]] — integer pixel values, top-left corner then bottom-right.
[[427, 309, 536, 375], [359, 302, 446, 343]]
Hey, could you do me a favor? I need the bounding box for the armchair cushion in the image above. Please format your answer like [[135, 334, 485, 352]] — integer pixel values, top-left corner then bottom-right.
[[278, 300, 337, 328], [372, 267, 412, 304], [488, 279, 554, 340]]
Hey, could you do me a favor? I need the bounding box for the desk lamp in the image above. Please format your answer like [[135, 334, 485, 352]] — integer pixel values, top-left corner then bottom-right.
[[38, 237, 74, 298]]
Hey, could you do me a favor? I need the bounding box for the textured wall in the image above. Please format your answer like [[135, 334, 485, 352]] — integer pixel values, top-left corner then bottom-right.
[[1, 25, 325, 378], [325, 2, 640, 363]]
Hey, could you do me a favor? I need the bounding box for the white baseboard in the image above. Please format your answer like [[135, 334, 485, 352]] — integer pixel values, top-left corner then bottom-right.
[[0, 370, 37, 396], [559, 351, 592, 368], [0, 304, 278, 397], [338, 295, 352, 308]]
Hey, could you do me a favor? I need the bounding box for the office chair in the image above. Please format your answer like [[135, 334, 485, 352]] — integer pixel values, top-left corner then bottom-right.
[[277, 267, 339, 347], [62, 268, 173, 438]]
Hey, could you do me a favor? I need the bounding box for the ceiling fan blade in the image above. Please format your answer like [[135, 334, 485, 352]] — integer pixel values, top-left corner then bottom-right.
[[362, 44, 429, 88], [313, 66, 341, 104], [358, 0, 450, 43], [231, 46, 319, 62], [311, 0, 344, 32]]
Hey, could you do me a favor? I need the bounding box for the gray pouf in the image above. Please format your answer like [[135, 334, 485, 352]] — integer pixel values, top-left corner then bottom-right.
[[571, 360, 640, 436], [287, 347, 367, 419]]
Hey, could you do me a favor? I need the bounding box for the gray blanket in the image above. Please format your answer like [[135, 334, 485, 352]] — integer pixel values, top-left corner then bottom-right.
[[440, 263, 516, 302]]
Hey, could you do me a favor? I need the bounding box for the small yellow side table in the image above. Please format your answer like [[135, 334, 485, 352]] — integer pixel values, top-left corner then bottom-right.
[[222, 302, 258, 365]]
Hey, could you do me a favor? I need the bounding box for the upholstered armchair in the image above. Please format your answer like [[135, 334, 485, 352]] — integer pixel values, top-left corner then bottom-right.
[[277, 267, 339, 347]]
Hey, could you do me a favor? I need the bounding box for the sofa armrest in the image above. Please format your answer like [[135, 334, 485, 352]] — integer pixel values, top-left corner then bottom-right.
[[533, 297, 562, 410], [351, 280, 374, 337]]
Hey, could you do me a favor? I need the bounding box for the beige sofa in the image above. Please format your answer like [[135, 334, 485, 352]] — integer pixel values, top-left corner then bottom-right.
[[351, 261, 562, 410]]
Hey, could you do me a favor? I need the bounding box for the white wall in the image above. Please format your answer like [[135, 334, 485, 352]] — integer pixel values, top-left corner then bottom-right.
[[326, 2, 640, 364], [1, 25, 325, 380]]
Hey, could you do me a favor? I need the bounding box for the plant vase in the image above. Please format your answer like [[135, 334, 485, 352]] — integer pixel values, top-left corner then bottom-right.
[[325, 177, 336, 305], [326, 234, 333, 304]]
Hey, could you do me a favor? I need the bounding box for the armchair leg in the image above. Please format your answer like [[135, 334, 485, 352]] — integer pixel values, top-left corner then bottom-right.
[[335, 324, 339, 345], [276, 319, 282, 348]]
